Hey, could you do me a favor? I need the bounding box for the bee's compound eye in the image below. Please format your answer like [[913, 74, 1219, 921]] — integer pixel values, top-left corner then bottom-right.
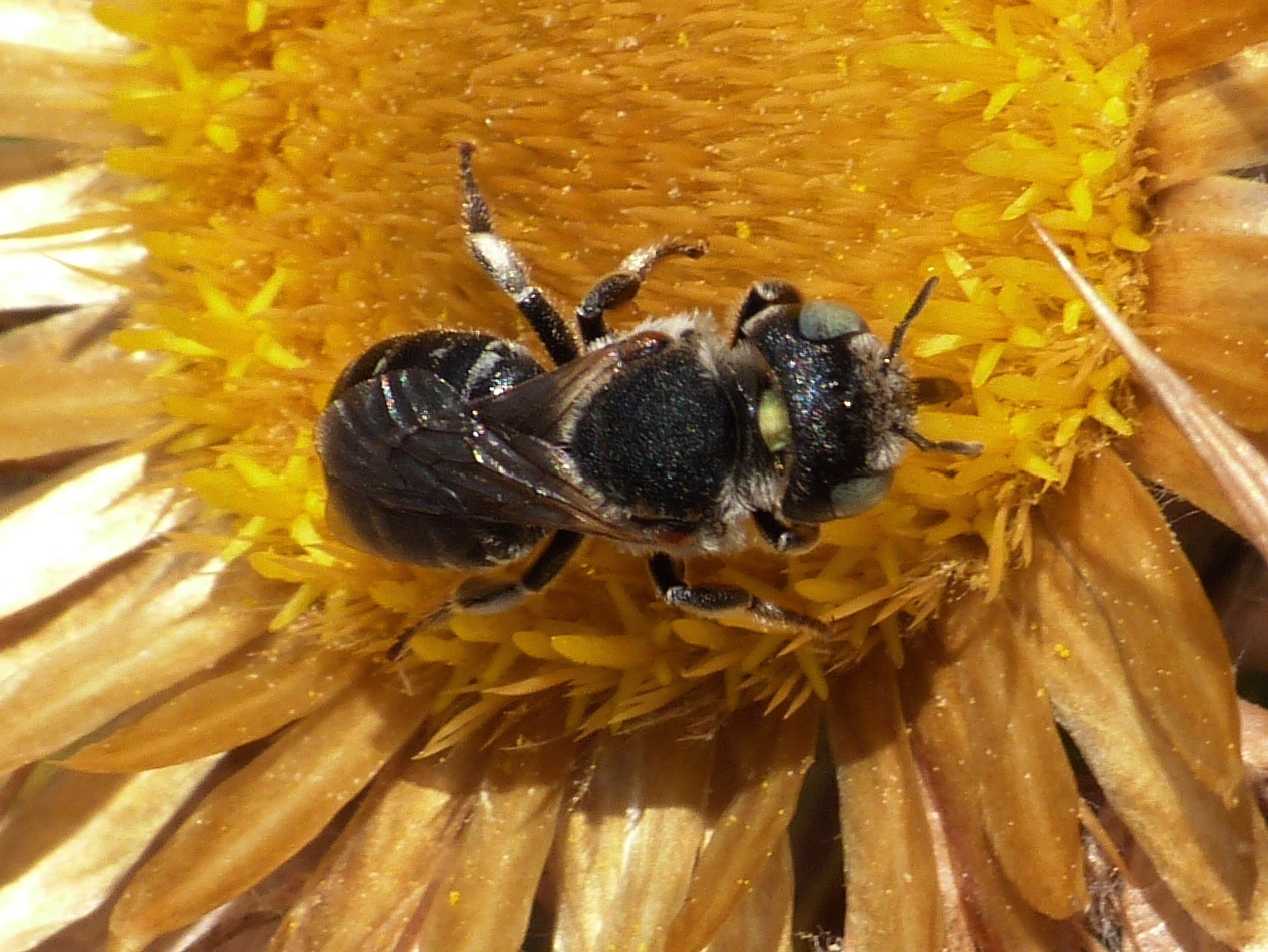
[[830, 471, 894, 518], [758, 388, 792, 453], [798, 301, 868, 341]]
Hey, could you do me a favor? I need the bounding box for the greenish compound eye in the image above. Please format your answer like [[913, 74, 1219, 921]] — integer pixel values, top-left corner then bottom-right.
[[797, 301, 868, 341], [830, 472, 894, 518], [758, 389, 792, 453]]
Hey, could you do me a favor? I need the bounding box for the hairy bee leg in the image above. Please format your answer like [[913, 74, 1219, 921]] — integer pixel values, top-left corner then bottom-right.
[[386, 530, 583, 661], [458, 143, 579, 366], [753, 510, 820, 553], [730, 279, 802, 343], [575, 239, 708, 344], [648, 552, 829, 639]]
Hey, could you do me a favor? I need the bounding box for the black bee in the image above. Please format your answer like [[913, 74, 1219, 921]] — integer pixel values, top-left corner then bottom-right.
[[316, 144, 979, 658]]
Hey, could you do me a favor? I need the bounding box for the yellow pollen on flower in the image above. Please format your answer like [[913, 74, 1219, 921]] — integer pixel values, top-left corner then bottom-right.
[[98, 0, 1151, 739]]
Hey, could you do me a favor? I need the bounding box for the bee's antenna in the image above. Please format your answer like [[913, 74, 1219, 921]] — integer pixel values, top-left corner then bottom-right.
[[886, 276, 939, 364], [897, 425, 982, 457]]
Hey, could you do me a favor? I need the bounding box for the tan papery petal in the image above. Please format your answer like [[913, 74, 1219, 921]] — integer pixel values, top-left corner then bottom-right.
[[0, 550, 269, 774], [0, 451, 188, 619], [271, 687, 481, 952], [0, 139, 70, 189], [0, 757, 217, 951], [700, 836, 794, 952], [1119, 401, 1249, 537], [0, 361, 153, 461], [64, 642, 370, 772], [109, 673, 430, 952], [413, 709, 574, 952], [1130, 0, 1268, 81], [0, 38, 123, 147], [0, 300, 123, 366], [1017, 528, 1268, 948], [827, 648, 944, 952], [936, 591, 1087, 919], [551, 720, 714, 952], [0, 165, 143, 308], [1037, 450, 1243, 799], [664, 703, 817, 952], [1109, 813, 1235, 952], [903, 643, 1083, 951], [919, 766, 984, 952], [1143, 42, 1268, 188], [1242, 701, 1268, 793], [1149, 176, 1268, 332], [0, 1, 131, 58]]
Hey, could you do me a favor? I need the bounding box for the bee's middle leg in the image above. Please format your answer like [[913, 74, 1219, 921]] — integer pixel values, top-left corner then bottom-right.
[[647, 552, 828, 639], [575, 239, 707, 344], [388, 530, 583, 660]]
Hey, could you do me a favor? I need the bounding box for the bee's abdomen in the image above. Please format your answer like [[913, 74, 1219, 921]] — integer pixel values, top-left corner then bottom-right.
[[319, 330, 547, 569]]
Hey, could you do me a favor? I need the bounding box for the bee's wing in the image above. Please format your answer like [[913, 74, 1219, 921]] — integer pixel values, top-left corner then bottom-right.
[[317, 333, 672, 545]]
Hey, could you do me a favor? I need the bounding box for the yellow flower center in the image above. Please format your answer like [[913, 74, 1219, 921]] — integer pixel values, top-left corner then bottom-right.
[[100, 0, 1150, 745]]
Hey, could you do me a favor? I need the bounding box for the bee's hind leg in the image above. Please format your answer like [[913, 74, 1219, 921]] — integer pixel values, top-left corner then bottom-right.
[[387, 530, 583, 661], [647, 552, 828, 639], [458, 142, 579, 367]]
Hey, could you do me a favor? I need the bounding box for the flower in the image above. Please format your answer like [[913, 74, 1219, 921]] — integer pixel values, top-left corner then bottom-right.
[[1, 0, 1266, 949]]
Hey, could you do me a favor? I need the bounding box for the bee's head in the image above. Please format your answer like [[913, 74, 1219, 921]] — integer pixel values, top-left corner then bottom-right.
[[740, 277, 980, 524]]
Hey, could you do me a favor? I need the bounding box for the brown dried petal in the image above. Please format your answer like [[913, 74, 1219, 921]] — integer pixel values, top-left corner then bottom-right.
[[700, 837, 794, 952], [1017, 527, 1268, 948], [551, 720, 714, 952], [1148, 176, 1268, 333], [109, 674, 430, 951], [0, 360, 154, 461], [0, 549, 271, 774], [1118, 401, 1249, 537], [1143, 42, 1268, 188], [1037, 450, 1243, 800], [411, 708, 573, 952], [0, 758, 218, 950], [902, 647, 1083, 951], [272, 691, 482, 952], [827, 648, 944, 952], [664, 703, 817, 952], [1110, 813, 1235, 952], [1130, 0, 1268, 82], [0, 451, 189, 620], [937, 592, 1087, 919], [64, 643, 370, 773], [0, 42, 123, 147]]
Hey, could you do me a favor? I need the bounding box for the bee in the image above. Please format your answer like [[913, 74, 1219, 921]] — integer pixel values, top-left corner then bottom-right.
[[316, 144, 979, 659]]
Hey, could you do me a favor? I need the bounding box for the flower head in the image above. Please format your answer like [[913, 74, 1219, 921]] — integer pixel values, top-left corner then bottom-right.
[[0, 0, 1266, 949]]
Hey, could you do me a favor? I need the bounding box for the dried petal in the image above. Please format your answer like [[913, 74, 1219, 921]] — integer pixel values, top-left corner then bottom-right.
[[827, 648, 944, 952], [552, 720, 714, 952], [664, 704, 817, 952], [903, 647, 1083, 951], [413, 709, 574, 952], [109, 674, 430, 951], [1017, 527, 1268, 947], [0, 360, 154, 461], [1109, 813, 1234, 952], [0, 451, 189, 619], [1131, 1, 1268, 81], [936, 592, 1086, 919], [701, 837, 794, 952], [0, 550, 271, 774], [1148, 177, 1268, 332], [1039, 450, 1244, 799], [0, 165, 142, 308], [0, 42, 124, 147], [1143, 43, 1268, 187], [65, 643, 369, 772], [0, 758, 218, 950], [1118, 401, 1249, 537], [273, 689, 482, 952]]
